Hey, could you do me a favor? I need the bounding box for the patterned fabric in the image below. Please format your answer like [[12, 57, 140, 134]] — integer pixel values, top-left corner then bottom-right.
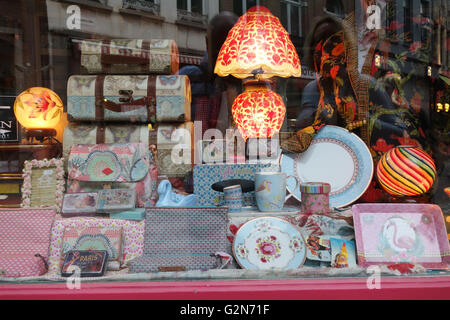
[[62, 226, 123, 262], [128, 207, 228, 273], [0, 209, 57, 277], [67, 143, 158, 207], [47, 217, 145, 276]]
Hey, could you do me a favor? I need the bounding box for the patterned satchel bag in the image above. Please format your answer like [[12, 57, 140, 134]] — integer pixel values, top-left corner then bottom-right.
[[67, 142, 158, 207], [128, 207, 229, 273]]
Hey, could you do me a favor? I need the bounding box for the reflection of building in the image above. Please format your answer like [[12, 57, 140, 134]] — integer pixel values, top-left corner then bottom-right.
[[0, 0, 220, 101]]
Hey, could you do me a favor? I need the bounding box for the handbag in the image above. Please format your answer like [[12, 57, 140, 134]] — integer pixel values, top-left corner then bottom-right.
[[67, 142, 158, 207], [0, 208, 56, 278], [128, 207, 228, 273]]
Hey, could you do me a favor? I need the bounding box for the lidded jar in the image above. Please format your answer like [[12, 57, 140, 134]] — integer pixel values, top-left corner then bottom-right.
[[300, 182, 330, 214]]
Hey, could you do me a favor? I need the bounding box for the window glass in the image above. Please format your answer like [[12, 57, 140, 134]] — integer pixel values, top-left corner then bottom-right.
[[0, 0, 449, 284]]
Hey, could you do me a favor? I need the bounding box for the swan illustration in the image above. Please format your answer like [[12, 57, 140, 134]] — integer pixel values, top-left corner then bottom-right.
[[382, 218, 416, 252]]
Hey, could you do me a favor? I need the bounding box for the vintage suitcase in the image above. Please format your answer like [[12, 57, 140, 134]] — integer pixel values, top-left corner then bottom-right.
[[151, 122, 194, 178], [67, 142, 158, 207], [63, 123, 150, 168], [128, 207, 228, 273], [79, 39, 179, 75], [67, 75, 191, 123]]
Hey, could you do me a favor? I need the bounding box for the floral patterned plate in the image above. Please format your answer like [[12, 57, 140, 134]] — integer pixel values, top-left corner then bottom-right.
[[233, 217, 306, 270], [281, 125, 373, 208]]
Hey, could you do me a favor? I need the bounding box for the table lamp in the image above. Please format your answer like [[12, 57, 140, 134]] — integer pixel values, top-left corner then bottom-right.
[[214, 6, 301, 141], [14, 87, 63, 143]]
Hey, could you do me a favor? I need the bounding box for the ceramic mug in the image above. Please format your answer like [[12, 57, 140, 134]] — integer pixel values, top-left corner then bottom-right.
[[255, 172, 299, 212], [223, 185, 243, 212]]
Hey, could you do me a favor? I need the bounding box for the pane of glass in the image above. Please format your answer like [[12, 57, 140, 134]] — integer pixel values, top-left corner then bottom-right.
[[280, 2, 288, 31], [290, 5, 299, 36], [191, 0, 203, 14], [177, 0, 187, 10]]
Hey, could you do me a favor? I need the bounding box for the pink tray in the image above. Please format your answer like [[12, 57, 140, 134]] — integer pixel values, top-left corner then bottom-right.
[[352, 203, 450, 269]]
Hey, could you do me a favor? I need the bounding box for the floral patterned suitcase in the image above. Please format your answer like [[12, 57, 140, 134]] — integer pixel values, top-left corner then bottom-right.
[[151, 122, 194, 178], [67, 75, 191, 123], [63, 123, 150, 167], [67, 142, 158, 207], [79, 39, 179, 75]]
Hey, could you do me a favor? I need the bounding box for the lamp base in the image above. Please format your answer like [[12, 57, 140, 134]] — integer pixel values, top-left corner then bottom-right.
[[25, 128, 57, 140]]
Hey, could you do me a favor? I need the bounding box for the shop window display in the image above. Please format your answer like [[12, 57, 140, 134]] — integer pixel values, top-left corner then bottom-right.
[[0, 0, 448, 299]]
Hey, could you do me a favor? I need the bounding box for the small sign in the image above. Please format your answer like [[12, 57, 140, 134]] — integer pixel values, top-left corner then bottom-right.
[[0, 96, 20, 143]]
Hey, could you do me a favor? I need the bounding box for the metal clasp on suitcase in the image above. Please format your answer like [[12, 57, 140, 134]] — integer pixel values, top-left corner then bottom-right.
[[119, 90, 134, 103]]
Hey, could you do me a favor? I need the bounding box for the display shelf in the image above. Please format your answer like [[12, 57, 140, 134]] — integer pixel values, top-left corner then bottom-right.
[[0, 275, 449, 300]]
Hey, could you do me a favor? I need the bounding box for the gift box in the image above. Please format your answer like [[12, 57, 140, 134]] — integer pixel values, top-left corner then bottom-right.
[[79, 39, 179, 75], [109, 208, 146, 221], [153, 122, 194, 178], [193, 163, 279, 207], [61, 192, 99, 217], [97, 189, 136, 213], [63, 123, 150, 166], [67, 75, 191, 123]]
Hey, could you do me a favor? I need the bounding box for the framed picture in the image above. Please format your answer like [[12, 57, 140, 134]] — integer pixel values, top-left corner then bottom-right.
[[353, 203, 450, 269], [21, 158, 65, 212]]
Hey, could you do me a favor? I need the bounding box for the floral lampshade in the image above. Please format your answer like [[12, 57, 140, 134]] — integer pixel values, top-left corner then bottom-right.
[[214, 6, 301, 79], [14, 87, 63, 130], [232, 82, 285, 140]]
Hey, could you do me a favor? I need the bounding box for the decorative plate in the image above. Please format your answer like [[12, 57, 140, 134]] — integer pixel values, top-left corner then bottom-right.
[[281, 126, 373, 208], [233, 217, 306, 270]]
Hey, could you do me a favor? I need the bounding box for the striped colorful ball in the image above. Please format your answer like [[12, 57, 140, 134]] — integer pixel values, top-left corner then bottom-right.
[[377, 146, 436, 196]]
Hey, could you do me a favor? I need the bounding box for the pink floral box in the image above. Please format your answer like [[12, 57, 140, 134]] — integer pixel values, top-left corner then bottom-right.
[[48, 217, 145, 276]]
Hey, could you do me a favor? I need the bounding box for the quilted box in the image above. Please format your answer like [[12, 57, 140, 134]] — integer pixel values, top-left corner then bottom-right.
[[152, 122, 194, 178], [63, 123, 150, 167], [67, 75, 191, 123], [80, 39, 179, 75], [128, 207, 228, 273], [67, 142, 158, 207], [193, 163, 279, 207]]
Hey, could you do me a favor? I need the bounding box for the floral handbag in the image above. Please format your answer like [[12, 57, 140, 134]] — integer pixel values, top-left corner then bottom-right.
[[67, 142, 158, 207]]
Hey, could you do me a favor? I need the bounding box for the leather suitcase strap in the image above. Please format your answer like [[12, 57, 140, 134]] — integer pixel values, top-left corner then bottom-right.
[[101, 40, 111, 74], [95, 75, 106, 121], [94, 75, 156, 122], [147, 75, 157, 122], [96, 125, 106, 144]]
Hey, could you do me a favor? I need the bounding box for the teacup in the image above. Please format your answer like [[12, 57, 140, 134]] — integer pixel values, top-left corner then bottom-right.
[[255, 172, 299, 212], [223, 185, 243, 212]]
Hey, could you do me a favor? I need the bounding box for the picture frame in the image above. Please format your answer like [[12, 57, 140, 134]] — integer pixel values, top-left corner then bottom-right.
[[21, 158, 65, 213], [352, 203, 450, 269]]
